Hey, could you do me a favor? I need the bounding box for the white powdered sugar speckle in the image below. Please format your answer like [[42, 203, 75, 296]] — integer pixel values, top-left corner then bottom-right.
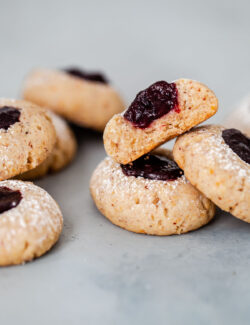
[[193, 126, 249, 178], [96, 156, 188, 198], [0, 180, 62, 252]]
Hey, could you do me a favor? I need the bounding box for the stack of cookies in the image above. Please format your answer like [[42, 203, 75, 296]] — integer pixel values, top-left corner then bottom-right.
[[0, 99, 63, 265], [0, 67, 125, 266], [91, 79, 250, 234], [0, 66, 249, 265]]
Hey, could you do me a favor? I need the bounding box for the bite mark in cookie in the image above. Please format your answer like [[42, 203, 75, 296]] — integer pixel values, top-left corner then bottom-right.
[[121, 153, 183, 181], [222, 128, 250, 164], [0, 187, 22, 214], [124, 81, 179, 128], [0, 106, 21, 130], [104, 78, 218, 164]]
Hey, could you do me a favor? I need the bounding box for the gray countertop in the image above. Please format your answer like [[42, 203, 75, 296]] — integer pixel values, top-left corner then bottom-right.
[[0, 1, 250, 324]]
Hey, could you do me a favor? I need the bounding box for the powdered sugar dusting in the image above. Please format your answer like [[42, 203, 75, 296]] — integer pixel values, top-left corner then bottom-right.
[[95, 156, 188, 198], [0, 180, 63, 252], [193, 126, 249, 178], [91, 155, 214, 235], [0, 98, 55, 180]]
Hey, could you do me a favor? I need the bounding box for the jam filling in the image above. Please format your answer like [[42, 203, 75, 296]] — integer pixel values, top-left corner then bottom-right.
[[121, 154, 183, 181], [0, 187, 22, 214], [222, 128, 250, 164], [124, 81, 179, 128], [0, 106, 21, 130], [65, 67, 108, 84]]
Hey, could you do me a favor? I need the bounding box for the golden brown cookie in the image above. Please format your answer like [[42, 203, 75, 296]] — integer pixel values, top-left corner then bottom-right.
[[224, 95, 250, 137], [90, 149, 215, 235], [0, 98, 56, 181], [173, 125, 250, 222], [0, 180, 63, 266], [104, 79, 218, 164], [22, 68, 125, 131], [19, 111, 77, 180]]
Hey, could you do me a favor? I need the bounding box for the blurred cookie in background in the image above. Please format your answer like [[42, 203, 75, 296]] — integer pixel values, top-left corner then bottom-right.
[[22, 67, 125, 131], [18, 111, 77, 180], [224, 95, 250, 136]]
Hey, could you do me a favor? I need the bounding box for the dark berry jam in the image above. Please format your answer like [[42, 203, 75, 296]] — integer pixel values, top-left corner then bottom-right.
[[0, 187, 22, 214], [124, 81, 179, 128], [64, 67, 108, 84], [121, 154, 183, 181], [0, 106, 20, 130], [222, 128, 250, 164]]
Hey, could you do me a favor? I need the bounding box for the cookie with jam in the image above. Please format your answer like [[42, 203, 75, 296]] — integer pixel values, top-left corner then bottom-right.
[[104, 79, 218, 164], [0, 98, 56, 180], [173, 125, 250, 222], [22, 67, 125, 131], [0, 180, 63, 266], [90, 149, 215, 235]]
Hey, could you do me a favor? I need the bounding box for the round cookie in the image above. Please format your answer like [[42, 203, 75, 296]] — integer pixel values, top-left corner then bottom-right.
[[104, 79, 218, 164], [19, 111, 77, 180], [224, 95, 250, 137], [90, 149, 215, 235], [173, 125, 250, 222], [0, 180, 63, 265], [22, 68, 125, 131], [0, 98, 56, 181]]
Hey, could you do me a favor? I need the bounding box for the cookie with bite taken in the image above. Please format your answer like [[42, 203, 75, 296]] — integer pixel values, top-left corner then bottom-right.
[[104, 79, 218, 164]]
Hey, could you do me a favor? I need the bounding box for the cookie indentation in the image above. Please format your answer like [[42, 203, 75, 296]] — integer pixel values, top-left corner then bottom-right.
[[121, 154, 183, 181], [0, 106, 21, 130], [64, 67, 108, 84], [0, 187, 22, 213], [222, 128, 250, 164], [124, 81, 179, 128]]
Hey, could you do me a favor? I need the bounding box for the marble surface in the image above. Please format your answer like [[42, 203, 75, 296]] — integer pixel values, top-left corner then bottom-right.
[[0, 0, 250, 324]]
